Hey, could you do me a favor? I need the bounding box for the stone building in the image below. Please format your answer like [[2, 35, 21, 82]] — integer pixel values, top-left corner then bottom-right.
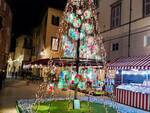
[[32, 7, 63, 60], [14, 35, 32, 72], [0, 0, 12, 69], [99, 0, 150, 60]]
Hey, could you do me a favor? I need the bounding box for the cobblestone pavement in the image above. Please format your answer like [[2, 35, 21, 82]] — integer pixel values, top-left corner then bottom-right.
[[0, 79, 85, 113], [0, 79, 38, 113], [0, 79, 149, 113]]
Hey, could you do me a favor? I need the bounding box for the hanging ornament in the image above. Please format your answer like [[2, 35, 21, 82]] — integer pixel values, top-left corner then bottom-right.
[[62, 34, 76, 57], [76, 9, 82, 15], [80, 44, 87, 58], [64, 70, 71, 82], [75, 74, 81, 79], [66, 13, 76, 23], [82, 23, 86, 30], [70, 80, 74, 84], [78, 82, 86, 90], [84, 10, 92, 19], [60, 71, 65, 80], [80, 29, 86, 40], [92, 44, 99, 53], [87, 36, 94, 46], [47, 84, 54, 94], [72, 0, 81, 6], [81, 15, 84, 20], [73, 18, 81, 28], [80, 44, 87, 52], [64, 48, 72, 57], [69, 28, 79, 40], [74, 78, 79, 85], [88, 0, 93, 5], [85, 23, 94, 34]]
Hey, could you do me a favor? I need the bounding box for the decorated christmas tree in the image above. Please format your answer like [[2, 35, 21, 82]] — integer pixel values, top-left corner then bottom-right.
[[57, 0, 106, 98], [59, 0, 106, 60], [33, 0, 107, 111]]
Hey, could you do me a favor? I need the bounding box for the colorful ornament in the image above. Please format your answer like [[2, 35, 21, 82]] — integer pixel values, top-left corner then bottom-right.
[[80, 29, 86, 40], [62, 35, 76, 57], [87, 36, 94, 46], [60, 71, 65, 80], [73, 18, 81, 28], [84, 10, 92, 19], [66, 13, 76, 23], [72, 0, 80, 6], [85, 23, 93, 34], [47, 84, 54, 94], [74, 78, 79, 85], [78, 82, 86, 90], [76, 9, 82, 15], [69, 28, 79, 40]]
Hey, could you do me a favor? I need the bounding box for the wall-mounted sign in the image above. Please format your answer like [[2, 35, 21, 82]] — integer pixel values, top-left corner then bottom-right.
[[74, 99, 80, 109]]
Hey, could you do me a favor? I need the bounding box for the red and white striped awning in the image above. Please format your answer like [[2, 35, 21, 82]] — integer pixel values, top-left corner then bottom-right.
[[107, 55, 150, 70]]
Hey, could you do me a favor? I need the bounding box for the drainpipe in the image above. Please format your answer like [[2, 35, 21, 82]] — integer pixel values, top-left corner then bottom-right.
[[128, 0, 132, 57]]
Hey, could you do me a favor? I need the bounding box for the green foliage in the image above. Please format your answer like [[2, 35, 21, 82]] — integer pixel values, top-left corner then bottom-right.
[[32, 100, 117, 113]]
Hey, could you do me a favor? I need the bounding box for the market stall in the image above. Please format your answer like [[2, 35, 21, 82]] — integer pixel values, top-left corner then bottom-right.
[[116, 81, 150, 111]]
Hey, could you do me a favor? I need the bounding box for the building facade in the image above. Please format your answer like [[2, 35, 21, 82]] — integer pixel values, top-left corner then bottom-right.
[[32, 7, 63, 60], [14, 35, 32, 72], [0, 0, 12, 69], [31, 27, 42, 61], [99, 0, 150, 60]]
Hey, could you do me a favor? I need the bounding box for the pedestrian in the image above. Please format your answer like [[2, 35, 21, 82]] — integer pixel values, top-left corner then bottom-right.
[[15, 71, 17, 79], [2, 70, 6, 87], [12, 71, 14, 79]]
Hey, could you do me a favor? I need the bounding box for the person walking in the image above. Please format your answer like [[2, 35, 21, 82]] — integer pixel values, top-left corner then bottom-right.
[[2, 70, 6, 87], [15, 71, 17, 79]]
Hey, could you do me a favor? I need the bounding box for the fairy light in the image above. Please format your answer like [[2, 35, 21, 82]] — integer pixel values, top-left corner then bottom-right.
[[28, 0, 108, 112]]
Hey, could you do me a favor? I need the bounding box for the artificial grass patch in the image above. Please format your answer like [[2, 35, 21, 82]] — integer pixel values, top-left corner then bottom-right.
[[32, 100, 117, 113]]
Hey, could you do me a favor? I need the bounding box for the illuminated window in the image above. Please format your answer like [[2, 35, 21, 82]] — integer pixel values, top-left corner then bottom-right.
[[51, 37, 59, 51]]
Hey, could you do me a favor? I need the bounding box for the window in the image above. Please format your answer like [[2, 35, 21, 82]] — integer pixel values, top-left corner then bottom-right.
[[144, 0, 150, 16], [51, 15, 60, 26], [111, 1, 121, 28], [51, 37, 59, 51], [112, 43, 119, 51], [144, 35, 150, 46]]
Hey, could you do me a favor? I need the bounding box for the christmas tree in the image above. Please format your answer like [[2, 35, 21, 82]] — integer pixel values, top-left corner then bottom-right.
[[59, 0, 106, 60], [57, 0, 106, 100]]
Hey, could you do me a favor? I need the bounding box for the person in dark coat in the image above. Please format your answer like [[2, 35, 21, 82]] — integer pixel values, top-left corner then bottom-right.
[[15, 71, 17, 79], [2, 70, 6, 87]]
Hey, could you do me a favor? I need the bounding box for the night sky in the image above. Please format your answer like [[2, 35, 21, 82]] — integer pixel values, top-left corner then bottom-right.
[[6, 0, 67, 51]]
